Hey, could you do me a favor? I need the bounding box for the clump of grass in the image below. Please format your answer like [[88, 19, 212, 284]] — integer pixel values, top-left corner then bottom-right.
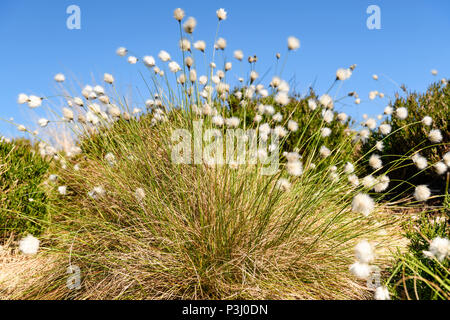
[[17, 108, 405, 299]]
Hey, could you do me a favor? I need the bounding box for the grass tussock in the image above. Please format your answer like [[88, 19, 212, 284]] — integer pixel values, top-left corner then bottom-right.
[[14, 111, 405, 300]]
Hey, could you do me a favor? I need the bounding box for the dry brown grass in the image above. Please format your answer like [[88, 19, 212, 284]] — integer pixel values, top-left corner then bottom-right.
[[0, 239, 59, 300]]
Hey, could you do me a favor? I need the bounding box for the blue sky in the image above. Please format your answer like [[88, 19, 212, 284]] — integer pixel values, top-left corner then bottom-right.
[[0, 0, 449, 138]]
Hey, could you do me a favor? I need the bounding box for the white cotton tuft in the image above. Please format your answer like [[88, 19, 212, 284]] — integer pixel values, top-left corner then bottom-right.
[[276, 178, 291, 191], [321, 127, 332, 138], [173, 8, 185, 21], [54, 73, 65, 82], [273, 126, 287, 137], [58, 186, 67, 195], [116, 47, 127, 57], [199, 75, 208, 86], [434, 161, 447, 175], [225, 117, 240, 128], [212, 115, 224, 126], [352, 193, 375, 216], [104, 73, 114, 84], [287, 120, 298, 132], [362, 175, 376, 189], [375, 141, 384, 152], [216, 8, 227, 20], [135, 188, 146, 202], [287, 36, 300, 50], [183, 17, 197, 34], [379, 124, 391, 136], [349, 262, 371, 280], [308, 99, 318, 111], [365, 118, 377, 130], [374, 175, 390, 192], [127, 56, 138, 64], [322, 110, 334, 124], [396, 107, 408, 120], [215, 37, 227, 50], [319, 94, 333, 109], [374, 286, 391, 300], [272, 112, 283, 122], [336, 68, 352, 81], [28, 95, 42, 108], [18, 234, 40, 255], [423, 237, 449, 262], [62, 108, 74, 121], [286, 161, 303, 176], [88, 186, 105, 199], [337, 112, 348, 122], [443, 152, 450, 167], [250, 71, 259, 82], [344, 162, 354, 174], [414, 185, 431, 201], [158, 50, 171, 62], [18, 93, 29, 104], [384, 106, 393, 115], [168, 61, 181, 73], [369, 154, 382, 169], [38, 118, 49, 127], [422, 116, 432, 126], [319, 145, 331, 158], [354, 240, 374, 264], [275, 92, 290, 106], [179, 38, 191, 52], [234, 50, 244, 61], [412, 154, 428, 170], [428, 129, 443, 143]]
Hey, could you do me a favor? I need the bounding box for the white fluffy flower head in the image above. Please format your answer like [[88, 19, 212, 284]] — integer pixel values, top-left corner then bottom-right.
[[354, 240, 374, 264], [352, 193, 375, 216], [423, 237, 449, 262], [158, 50, 171, 62], [54, 73, 65, 82], [183, 17, 197, 33], [287, 36, 300, 50], [216, 8, 227, 20], [369, 154, 382, 170], [414, 185, 431, 201], [396, 107, 408, 120], [428, 129, 442, 143], [173, 8, 185, 21], [19, 234, 40, 255]]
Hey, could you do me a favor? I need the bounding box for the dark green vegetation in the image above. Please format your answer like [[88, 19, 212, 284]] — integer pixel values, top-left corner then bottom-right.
[[0, 139, 49, 239]]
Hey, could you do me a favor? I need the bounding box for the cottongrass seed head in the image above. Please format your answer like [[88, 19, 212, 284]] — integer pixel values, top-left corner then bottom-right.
[[349, 262, 371, 280], [374, 286, 390, 300], [18, 234, 40, 255], [414, 185, 431, 201], [352, 193, 375, 216], [428, 129, 443, 143], [287, 36, 300, 50], [354, 240, 374, 264], [423, 237, 450, 262]]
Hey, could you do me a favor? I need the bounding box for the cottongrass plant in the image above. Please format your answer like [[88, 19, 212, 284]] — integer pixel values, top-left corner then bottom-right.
[[4, 7, 448, 299]]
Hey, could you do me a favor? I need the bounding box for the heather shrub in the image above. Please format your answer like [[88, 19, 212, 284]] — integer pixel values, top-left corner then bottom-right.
[[0, 139, 49, 239], [387, 204, 449, 299], [361, 82, 450, 198]]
